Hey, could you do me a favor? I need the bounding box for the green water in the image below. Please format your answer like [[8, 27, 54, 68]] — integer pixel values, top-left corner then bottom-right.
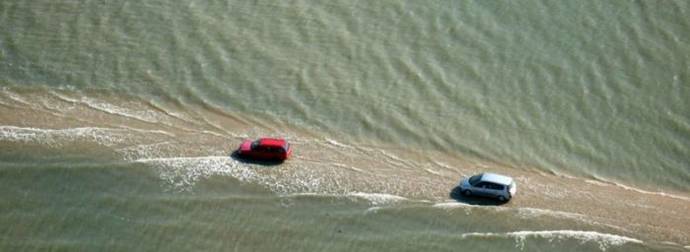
[[1, 0, 689, 251], [0, 161, 660, 251]]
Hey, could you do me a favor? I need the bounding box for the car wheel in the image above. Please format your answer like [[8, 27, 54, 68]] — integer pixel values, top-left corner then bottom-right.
[[498, 196, 507, 202], [463, 190, 471, 196]]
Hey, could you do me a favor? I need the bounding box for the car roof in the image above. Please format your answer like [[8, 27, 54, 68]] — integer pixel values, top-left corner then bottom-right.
[[480, 173, 514, 186], [258, 138, 287, 147]]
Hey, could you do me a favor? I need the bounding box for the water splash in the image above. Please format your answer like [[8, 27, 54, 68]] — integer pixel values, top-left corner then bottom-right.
[[460, 230, 642, 251]]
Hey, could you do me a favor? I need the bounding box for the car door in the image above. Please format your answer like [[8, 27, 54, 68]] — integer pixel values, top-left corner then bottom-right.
[[266, 146, 280, 160], [485, 183, 504, 197], [261, 146, 275, 159], [273, 147, 287, 160], [473, 182, 490, 196], [252, 145, 268, 159]]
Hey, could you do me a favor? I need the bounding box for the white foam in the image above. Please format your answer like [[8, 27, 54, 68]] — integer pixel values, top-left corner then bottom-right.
[[0, 126, 130, 147], [48, 92, 164, 123], [324, 138, 354, 149], [554, 172, 577, 179], [348, 192, 407, 206], [145, 100, 196, 124], [432, 201, 473, 209], [80, 97, 163, 123], [432, 201, 586, 220], [461, 230, 642, 251], [133, 156, 258, 191], [283, 192, 414, 207], [613, 182, 690, 201], [198, 130, 230, 138], [281, 192, 427, 207], [585, 179, 610, 187], [515, 207, 587, 220], [591, 176, 690, 202], [431, 201, 499, 215], [512, 208, 628, 232], [377, 149, 415, 169], [116, 126, 174, 137], [2, 90, 31, 105], [660, 241, 685, 248], [282, 192, 326, 198], [424, 168, 441, 175], [135, 156, 331, 194], [431, 203, 628, 232], [431, 160, 454, 170], [116, 141, 176, 161], [332, 163, 364, 173], [197, 115, 230, 132], [365, 206, 382, 213], [49, 91, 80, 104]]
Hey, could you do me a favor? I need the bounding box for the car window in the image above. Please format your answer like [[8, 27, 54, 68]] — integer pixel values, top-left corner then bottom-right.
[[251, 140, 261, 150], [486, 183, 504, 190], [474, 182, 486, 188], [469, 175, 482, 185]]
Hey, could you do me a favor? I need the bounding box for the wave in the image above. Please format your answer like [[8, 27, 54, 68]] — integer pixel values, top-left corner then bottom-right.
[[432, 201, 474, 209], [513, 207, 629, 233], [587, 177, 690, 202], [132, 156, 256, 191], [460, 230, 642, 251], [431, 202, 629, 233], [365, 206, 382, 213], [610, 182, 690, 202], [348, 192, 408, 206], [376, 149, 416, 169], [2, 89, 31, 105], [431, 202, 591, 220], [331, 162, 365, 173], [49, 92, 163, 124], [0, 125, 165, 147], [45, 91, 224, 136], [133, 155, 330, 194], [324, 138, 356, 149], [423, 168, 442, 175], [282, 192, 409, 206], [142, 99, 197, 125]]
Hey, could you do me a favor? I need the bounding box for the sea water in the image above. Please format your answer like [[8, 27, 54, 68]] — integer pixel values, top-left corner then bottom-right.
[[1, 1, 689, 251]]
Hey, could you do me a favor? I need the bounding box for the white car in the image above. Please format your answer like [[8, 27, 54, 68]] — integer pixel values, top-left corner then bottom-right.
[[458, 172, 516, 202]]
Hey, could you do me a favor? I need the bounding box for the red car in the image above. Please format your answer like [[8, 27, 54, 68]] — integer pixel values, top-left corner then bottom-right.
[[236, 138, 292, 161]]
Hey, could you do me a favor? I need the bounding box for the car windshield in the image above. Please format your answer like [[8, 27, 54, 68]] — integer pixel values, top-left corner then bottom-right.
[[251, 140, 261, 150], [468, 175, 482, 185]]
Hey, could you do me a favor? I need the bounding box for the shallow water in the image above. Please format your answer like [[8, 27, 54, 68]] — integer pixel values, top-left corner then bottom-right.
[[1, 0, 689, 251]]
